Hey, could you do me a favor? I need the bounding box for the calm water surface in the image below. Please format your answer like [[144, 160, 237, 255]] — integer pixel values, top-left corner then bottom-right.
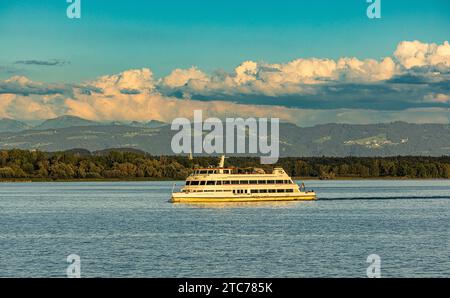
[[0, 180, 449, 277]]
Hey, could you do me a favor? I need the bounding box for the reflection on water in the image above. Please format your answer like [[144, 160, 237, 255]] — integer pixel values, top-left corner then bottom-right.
[[0, 180, 449, 277]]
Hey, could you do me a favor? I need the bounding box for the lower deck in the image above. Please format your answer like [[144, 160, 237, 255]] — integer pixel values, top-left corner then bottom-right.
[[171, 191, 317, 203]]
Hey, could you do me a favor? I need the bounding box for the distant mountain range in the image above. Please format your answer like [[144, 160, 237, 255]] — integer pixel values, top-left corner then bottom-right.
[[0, 116, 167, 132], [0, 116, 449, 157], [0, 118, 32, 132], [33, 115, 99, 130]]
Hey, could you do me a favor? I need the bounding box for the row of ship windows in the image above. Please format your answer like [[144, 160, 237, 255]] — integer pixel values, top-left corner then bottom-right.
[[188, 189, 295, 193], [194, 170, 231, 174], [186, 180, 293, 186]]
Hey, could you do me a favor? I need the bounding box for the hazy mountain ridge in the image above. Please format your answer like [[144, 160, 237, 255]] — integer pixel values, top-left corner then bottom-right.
[[0, 116, 169, 132], [0, 116, 449, 157], [33, 115, 100, 130], [0, 118, 32, 132]]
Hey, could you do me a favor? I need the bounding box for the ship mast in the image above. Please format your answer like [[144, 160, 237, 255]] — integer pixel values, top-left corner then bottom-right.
[[218, 155, 225, 168]]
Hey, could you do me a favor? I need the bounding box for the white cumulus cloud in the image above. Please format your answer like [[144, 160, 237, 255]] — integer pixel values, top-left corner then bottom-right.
[[394, 40, 450, 69], [0, 40, 449, 125]]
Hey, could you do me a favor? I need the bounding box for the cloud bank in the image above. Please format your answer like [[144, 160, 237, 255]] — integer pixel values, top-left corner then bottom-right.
[[0, 40, 449, 126]]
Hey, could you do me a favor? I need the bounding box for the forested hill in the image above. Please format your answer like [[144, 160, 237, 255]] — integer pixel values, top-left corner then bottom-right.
[[1, 117, 450, 157], [0, 149, 449, 180]]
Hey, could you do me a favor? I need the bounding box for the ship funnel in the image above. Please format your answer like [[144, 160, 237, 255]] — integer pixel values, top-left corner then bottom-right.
[[218, 155, 225, 168]]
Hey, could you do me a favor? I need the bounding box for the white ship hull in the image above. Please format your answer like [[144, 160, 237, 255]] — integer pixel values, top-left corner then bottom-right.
[[171, 191, 316, 203]]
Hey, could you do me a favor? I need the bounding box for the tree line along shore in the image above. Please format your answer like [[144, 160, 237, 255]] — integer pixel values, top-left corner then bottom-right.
[[0, 149, 449, 181]]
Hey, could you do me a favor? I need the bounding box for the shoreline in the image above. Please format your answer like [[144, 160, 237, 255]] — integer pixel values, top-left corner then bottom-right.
[[0, 177, 178, 183], [1, 177, 448, 183]]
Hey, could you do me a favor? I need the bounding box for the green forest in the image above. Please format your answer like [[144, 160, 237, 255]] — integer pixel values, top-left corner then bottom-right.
[[0, 149, 449, 181]]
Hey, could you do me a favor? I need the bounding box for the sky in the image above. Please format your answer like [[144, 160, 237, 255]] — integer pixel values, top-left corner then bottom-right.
[[0, 0, 449, 126]]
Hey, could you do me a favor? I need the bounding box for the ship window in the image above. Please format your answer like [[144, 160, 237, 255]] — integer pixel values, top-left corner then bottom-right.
[[258, 180, 267, 184], [200, 181, 206, 185], [259, 189, 267, 193], [190, 181, 199, 186], [223, 170, 229, 174], [249, 180, 257, 184], [223, 180, 230, 185], [276, 180, 284, 184], [216, 181, 222, 185], [286, 189, 294, 193], [277, 189, 285, 193], [206, 181, 215, 185], [251, 189, 258, 193], [240, 180, 249, 185], [231, 180, 239, 185], [268, 189, 276, 193], [267, 180, 275, 184], [185, 181, 190, 185], [199, 170, 207, 174]]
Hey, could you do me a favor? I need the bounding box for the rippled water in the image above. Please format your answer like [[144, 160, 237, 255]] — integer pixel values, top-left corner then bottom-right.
[[0, 180, 449, 277]]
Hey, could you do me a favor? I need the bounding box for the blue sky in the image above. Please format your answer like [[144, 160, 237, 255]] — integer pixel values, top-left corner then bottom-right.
[[1, 0, 449, 82], [0, 0, 449, 124]]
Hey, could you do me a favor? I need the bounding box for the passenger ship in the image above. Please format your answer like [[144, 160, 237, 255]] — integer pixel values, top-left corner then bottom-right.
[[171, 156, 316, 203]]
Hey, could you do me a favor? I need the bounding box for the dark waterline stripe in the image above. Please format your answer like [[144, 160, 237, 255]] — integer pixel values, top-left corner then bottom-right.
[[318, 196, 450, 201]]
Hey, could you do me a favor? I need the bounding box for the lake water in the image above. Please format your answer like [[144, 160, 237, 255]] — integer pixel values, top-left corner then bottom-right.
[[0, 180, 449, 277]]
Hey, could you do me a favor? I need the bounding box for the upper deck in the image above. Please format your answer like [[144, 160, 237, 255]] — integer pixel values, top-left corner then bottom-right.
[[191, 167, 287, 176], [188, 167, 292, 183]]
